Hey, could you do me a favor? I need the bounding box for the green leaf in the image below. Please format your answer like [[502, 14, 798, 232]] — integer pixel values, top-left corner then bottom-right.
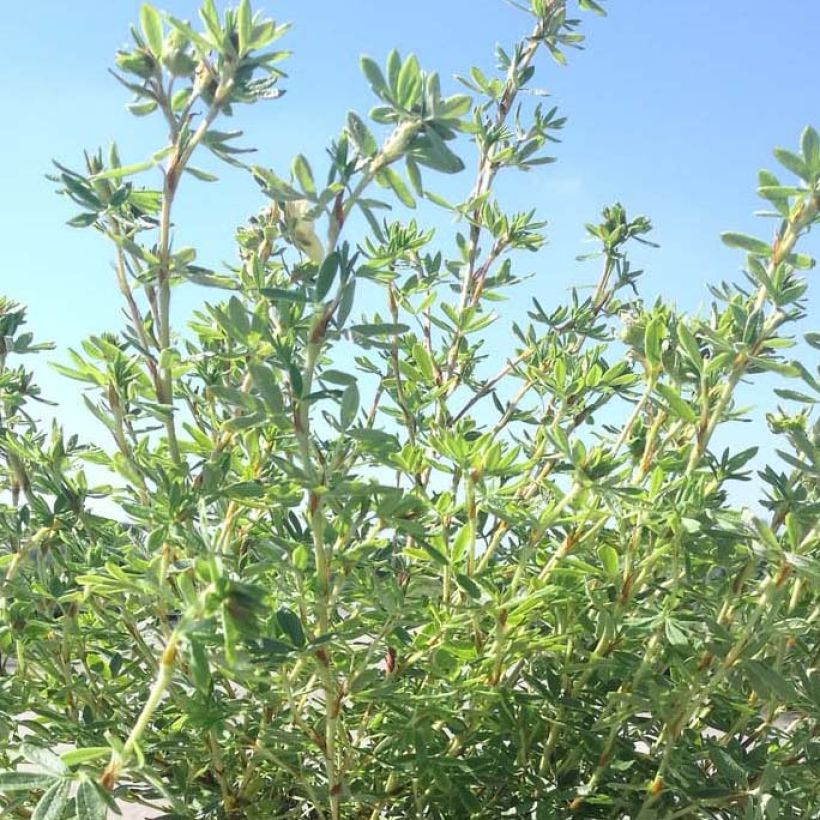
[[292, 544, 310, 571], [314, 252, 339, 301], [417, 540, 448, 565], [32, 779, 71, 820], [451, 524, 471, 564], [597, 544, 618, 577], [139, 4, 163, 57], [801, 125, 820, 169], [788, 360, 819, 393], [167, 15, 214, 54], [773, 388, 815, 404], [744, 660, 798, 701], [90, 159, 156, 181], [251, 166, 303, 199], [340, 382, 360, 429], [223, 411, 267, 432], [386, 49, 401, 94], [379, 167, 416, 208], [643, 316, 664, 369], [276, 607, 305, 647], [360, 56, 389, 99], [0, 772, 58, 792], [318, 369, 357, 386], [787, 251, 815, 270], [185, 166, 219, 182], [412, 342, 435, 381], [225, 481, 265, 499], [22, 744, 68, 777], [127, 100, 158, 117], [292, 154, 316, 196], [260, 287, 309, 304], [655, 382, 697, 423], [786, 552, 820, 584], [424, 189, 455, 210], [199, 0, 223, 45], [721, 232, 771, 256], [75, 776, 107, 820], [676, 321, 702, 372], [189, 639, 211, 694], [347, 112, 378, 157], [411, 129, 465, 174], [709, 747, 747, 787], [438, 94, 472, 120], [237, 0, 253, 54], [455, 573, 481, 599], [67, 212, 98, 228], [227, 295, 250, 336], [397, 53, 421, 108], [405, 156, 423, 194], [59, 748, 111, 767], [547, 43, 567, 66], [761, 794, 781, 820], [773, 147, 811, 181], [350, 322, 409, 337], [664, 619, 688, 646]]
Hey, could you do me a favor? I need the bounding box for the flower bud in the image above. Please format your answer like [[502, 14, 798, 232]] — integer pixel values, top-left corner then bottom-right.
[[115, 48, 156, 80], [162, 31, 197, 77], [371, 120, 423, 173], [281, 199, 324, 263]]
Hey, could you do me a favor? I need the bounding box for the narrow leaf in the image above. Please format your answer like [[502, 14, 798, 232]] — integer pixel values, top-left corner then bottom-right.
[[773, 147, 811, 181], [90, 159, 156, 181], [32, 779, 71, 820], [260, 287, 309, 304], [801, 125, 820, 168], [721, 232, 771, 256], [360, 56, 389, 99], [292, 154, 316, 196], [0, 772, 58, 792], [75, 776, 107, 820], [643, 316, 664, 369], [597, 544, 618, 577], [22, 744, 68, 777], [237, 0, 253, 54], [455, 573, 482, 599], [340, 382, 360, 429], [139, 4, 163, 56], [60, 748, 111, 767], [655, 382, 697, 423], [276, 608, 306, 647], [314, 252, 339, 301]]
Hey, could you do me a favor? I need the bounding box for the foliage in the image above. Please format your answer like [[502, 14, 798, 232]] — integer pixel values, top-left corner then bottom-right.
[[1, 1, 819, 818]]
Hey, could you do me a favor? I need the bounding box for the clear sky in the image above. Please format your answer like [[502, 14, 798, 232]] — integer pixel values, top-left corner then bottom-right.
[[2, 1, 818, 492]]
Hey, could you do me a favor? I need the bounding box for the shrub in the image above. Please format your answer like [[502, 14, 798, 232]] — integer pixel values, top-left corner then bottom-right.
[[1, 2, 818, 818]]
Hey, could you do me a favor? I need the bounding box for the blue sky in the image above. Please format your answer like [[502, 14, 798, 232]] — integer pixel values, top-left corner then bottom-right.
[[1, 1, 818, 493]]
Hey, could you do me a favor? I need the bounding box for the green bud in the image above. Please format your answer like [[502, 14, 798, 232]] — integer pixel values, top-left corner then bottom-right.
[[115, 48, 156, 80], [371, 121, 423, 172], [162, 31, 197, 77]]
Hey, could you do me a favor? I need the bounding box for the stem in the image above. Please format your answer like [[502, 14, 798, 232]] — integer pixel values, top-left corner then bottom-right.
[[99, 588, 211, 791], [154, 80, 235, 468], [442, 18, 545, 384], [452, 349, 534, 423], [687, 194, 819, 472], [288, 157, 378, 820], [613, 372, 656, 455], [156, 167, 181, 466], [100, 635, 178, 790], [510, 481, 582, 591]]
